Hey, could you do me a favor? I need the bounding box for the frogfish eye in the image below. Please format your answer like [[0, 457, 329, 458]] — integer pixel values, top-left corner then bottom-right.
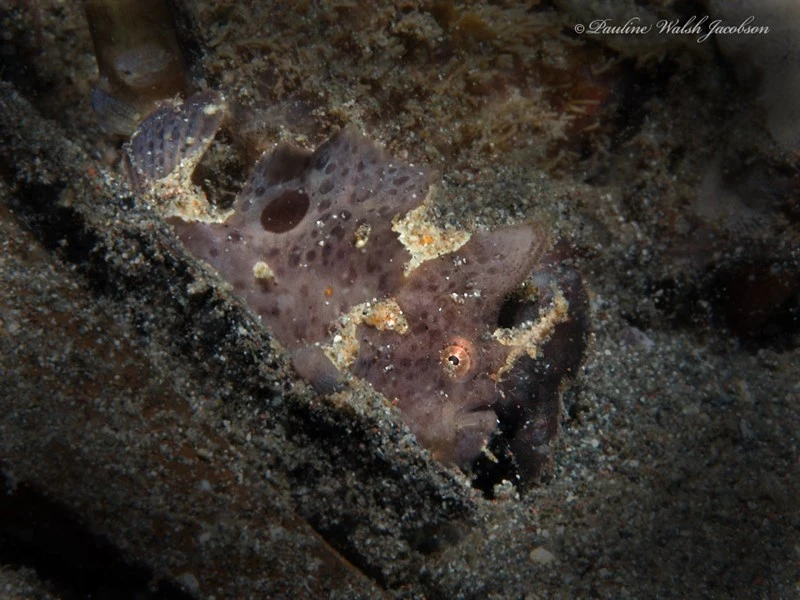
[[440, 337, 477, 380]]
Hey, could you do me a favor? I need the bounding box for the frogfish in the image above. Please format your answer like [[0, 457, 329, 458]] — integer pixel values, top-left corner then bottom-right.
[[126, 90, 589, 488]]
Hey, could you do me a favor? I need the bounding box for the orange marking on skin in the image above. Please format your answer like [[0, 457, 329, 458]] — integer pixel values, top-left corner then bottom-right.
[[324, 286, 334, 297]]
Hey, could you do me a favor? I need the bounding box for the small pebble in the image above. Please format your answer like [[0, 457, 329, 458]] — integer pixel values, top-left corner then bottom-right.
[[529, 547, 556, 565]]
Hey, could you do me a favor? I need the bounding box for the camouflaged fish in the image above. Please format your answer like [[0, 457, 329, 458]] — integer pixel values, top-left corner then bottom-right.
[[126, 91, 589, 485]]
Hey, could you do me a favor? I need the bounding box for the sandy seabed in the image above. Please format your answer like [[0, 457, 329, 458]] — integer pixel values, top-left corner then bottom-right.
[[0, 1, 797, 598]]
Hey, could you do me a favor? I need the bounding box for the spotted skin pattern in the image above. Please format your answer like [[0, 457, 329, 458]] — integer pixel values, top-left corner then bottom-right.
[[129, 93, 588, 484]]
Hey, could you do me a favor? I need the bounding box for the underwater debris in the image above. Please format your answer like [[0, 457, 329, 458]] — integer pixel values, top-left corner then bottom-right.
[[128, 91, 589, 486], [708, 0, 800, 153], [85, 0, 192, 135]]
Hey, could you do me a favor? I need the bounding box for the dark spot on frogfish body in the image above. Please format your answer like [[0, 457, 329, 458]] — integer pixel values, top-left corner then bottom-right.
[[260, 188, 310, 233]]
